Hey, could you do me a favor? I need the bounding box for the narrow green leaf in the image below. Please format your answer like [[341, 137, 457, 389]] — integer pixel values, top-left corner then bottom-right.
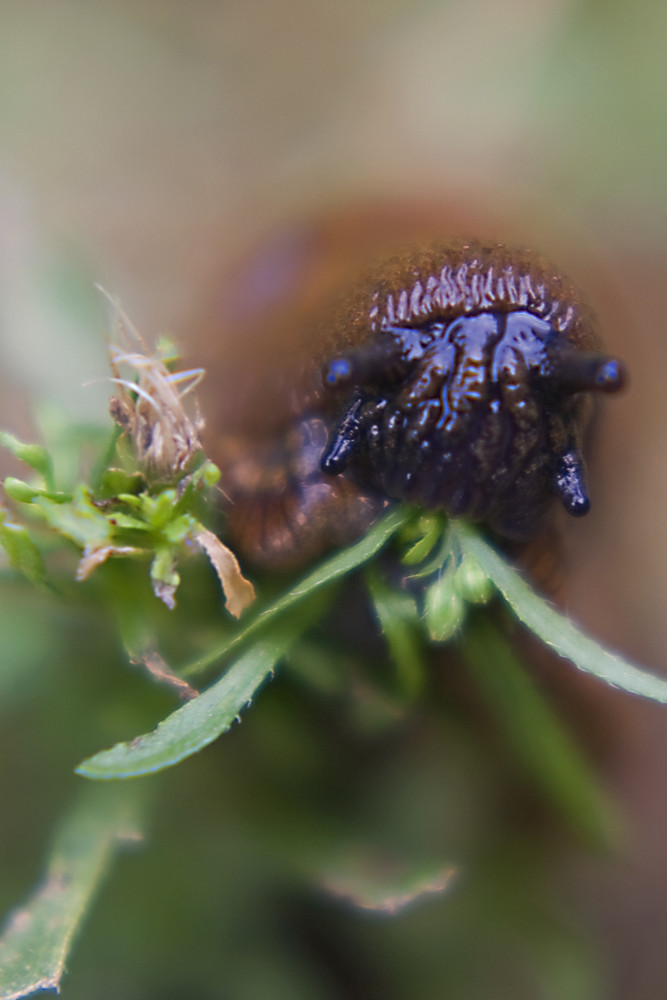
[[76, 621, 302, 779], [0, 511, 46, 588], [3, 479, 70, 504], [102, 511, 151, 532], [183, 504, 411, 677], [400, 513, 443, 565], [460, 618, 617, 846], [454, 521, 667, 704], [0, 432, 55, 491], [367, 570, 425, 699], [0, 784, 145, 1000]]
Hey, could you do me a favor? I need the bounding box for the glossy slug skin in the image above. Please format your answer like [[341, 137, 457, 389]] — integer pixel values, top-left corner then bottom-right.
[[206, 236, 626, 568]]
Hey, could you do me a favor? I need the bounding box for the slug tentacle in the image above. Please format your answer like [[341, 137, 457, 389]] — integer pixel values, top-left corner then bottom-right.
[[543, 345, 628, 395], [321, 392, 366, 473], [553, 447, 591, 517]]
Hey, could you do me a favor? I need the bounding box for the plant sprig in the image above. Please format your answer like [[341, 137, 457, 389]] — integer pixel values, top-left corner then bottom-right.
[[74, 504, 667, 779], [3, 415, 667, 780]]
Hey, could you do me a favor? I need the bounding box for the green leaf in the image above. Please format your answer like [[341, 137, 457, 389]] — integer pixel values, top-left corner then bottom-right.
[[0, 511, 46, 588], [76, 621, 302, 779], [183, 504, 411, 677], [161, 513, 197, 544], [0, 784, 145, 1000], [140, 490, 177, 530], [367, 570, 425, 700], [150, 544, 180, 610], [34, 485, 112, 550], [97, 468, 145, 499], [103, 511, 151, 532], [453, 521, 667, 704], [424, 563, 466, 642], [460, 618, 617, 846], [400, 512, 443, 565], [0, 432, 55, 491], [199, 460, 221, 487], [3, 479, 69, 504], [453, 549, 494, 605]]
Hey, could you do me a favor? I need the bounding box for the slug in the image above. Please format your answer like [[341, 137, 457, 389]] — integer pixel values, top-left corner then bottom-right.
[[203, 235, 626, 570]]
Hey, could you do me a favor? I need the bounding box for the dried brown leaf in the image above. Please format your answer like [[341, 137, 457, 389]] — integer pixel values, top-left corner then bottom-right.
[[195, 527, 255, 618], [76, 544, 140, 581]]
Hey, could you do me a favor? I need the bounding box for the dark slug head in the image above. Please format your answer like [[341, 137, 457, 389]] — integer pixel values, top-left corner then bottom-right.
[[318, 240, 627, 540]]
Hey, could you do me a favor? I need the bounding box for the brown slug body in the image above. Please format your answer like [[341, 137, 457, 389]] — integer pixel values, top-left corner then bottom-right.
[[204, 235, 626, 570]]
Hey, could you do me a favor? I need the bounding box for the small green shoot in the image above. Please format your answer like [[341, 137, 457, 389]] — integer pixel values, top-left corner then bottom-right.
[[0, 340, 253, 618]]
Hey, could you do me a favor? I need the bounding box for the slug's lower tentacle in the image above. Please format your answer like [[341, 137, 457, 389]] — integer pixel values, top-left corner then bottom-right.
[[553, 447, 591, 516], [321, 392, 366, 474]]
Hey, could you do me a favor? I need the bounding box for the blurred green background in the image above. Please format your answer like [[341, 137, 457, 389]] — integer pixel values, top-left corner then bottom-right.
[[2, 1, 667, 997]]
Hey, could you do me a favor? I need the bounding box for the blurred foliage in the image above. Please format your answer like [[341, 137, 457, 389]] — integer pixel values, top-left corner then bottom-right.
[[1, 353, 664, 999], [2, 0, 667, 997]]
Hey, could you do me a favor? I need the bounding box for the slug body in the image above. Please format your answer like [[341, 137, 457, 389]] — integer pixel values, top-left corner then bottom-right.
[[215, 237, 626, 567]]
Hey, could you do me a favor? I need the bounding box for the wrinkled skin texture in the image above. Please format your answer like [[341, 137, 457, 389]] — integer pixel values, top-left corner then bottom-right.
[[196, 232, 625, 570]]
